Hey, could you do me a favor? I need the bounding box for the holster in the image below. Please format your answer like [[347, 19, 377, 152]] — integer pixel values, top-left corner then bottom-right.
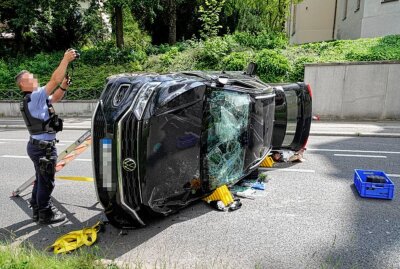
[[39, 155, 57, 177]]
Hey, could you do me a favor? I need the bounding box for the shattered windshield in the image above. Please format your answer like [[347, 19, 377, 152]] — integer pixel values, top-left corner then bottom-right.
[[205, 90, 250, 189]]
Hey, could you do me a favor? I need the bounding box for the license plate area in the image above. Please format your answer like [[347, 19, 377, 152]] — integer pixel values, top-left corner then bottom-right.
[[100, 138, 113, 190]]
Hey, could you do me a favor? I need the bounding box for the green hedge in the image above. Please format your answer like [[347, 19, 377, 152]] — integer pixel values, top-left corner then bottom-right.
[[1, 34, 400, 99]]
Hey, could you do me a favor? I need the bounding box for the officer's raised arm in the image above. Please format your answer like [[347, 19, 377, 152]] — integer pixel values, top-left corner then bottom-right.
[[45, 49, 77, 96]]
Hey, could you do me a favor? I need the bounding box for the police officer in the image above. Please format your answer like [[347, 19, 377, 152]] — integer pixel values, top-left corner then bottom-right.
[[15, 49, 78, 224]]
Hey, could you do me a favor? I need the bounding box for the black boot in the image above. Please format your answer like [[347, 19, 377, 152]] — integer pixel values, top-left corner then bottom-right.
[[30, 204, 39, 222], [38, 205, 66, 224]]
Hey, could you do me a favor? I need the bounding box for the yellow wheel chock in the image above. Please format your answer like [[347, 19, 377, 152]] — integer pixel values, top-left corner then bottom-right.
[[260, 156, 275, 168], [203, 185, 234, 206]]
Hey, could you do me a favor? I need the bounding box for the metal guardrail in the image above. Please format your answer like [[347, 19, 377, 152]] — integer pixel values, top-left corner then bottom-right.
[[0, 88, 103, 101]]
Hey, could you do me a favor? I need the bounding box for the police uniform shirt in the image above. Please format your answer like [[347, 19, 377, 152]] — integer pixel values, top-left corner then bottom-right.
[[28, 86, 56, 141]]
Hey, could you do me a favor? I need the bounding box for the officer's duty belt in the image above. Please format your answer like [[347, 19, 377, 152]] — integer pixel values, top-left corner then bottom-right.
[[29, 137, 57, 148]]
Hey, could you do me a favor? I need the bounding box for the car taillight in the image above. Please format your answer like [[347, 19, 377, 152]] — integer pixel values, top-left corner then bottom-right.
[[306, 84, 312, 99]]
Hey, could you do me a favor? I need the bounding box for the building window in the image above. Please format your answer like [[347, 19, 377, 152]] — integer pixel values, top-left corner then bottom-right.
[[355, 0, 361, 12], [291, 5, 297, 36], [381, 0, 398, 3], [343, 0, 348, 20]]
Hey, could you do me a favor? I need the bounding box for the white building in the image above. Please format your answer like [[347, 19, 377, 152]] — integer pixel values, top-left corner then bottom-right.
[[288, 0, 400, 44]]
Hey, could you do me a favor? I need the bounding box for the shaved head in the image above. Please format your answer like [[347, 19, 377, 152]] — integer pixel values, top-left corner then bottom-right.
[[15, 70, 29, 88], [15, 70, 38, 92]]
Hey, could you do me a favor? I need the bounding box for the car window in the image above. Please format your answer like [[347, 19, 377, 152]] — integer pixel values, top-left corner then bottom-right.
[[204, 90, 250, 189]]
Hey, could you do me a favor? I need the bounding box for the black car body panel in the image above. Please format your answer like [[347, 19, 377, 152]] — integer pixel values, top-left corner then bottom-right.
[[92, 71, 312, 228]]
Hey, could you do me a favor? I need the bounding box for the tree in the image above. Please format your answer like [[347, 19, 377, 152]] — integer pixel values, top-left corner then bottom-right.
[[82, 0, 111, 45], [198, 0, 226, 39], [106, 0, 129, 48], [130, 0, 201, 45], [0, 0, 92, 53], [0, 0, 39, 52], [35, 0, 86, 51], [223, 0, 302, 34]]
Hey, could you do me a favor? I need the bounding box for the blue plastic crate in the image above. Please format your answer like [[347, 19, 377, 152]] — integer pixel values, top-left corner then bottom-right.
[[354, 169, 395, 200]]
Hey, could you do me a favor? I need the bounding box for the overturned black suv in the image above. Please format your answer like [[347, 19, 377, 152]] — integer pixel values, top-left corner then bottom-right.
[[92, 68, 312, 228]]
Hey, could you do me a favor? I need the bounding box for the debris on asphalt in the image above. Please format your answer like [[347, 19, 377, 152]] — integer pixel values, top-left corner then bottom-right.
[[207, 200, 228, 211], [271, 149, 305, 163], [235, 189, 256, 200], [228, 199, 242, 211]]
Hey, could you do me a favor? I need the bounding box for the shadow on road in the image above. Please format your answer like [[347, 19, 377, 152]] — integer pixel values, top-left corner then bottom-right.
[[1, 191, 212, 258]]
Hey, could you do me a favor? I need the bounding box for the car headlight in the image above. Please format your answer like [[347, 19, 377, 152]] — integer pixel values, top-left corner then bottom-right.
[[134, 82, 161, 120]]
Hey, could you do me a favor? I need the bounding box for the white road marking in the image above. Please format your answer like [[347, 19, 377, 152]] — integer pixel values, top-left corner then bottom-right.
[[76, 159, 91, 162], [0, 155, 29, 159], [0, 139, 30, 142], [259, 168, 315, 173], [308, 148, 400, 154], [0, 155, 91, 162], [387, 174, 400, 178], [334, 154, 387, 158]]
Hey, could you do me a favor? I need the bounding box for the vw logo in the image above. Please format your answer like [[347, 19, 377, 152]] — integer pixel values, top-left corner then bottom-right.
[[122, 158, 136, 172]]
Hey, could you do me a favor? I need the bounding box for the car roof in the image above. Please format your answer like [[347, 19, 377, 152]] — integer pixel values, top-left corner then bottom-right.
[[106, 71, 272, 93]]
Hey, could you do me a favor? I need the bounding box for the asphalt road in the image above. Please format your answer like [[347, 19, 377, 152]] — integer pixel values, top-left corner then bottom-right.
[[1, 129, 400, 269]]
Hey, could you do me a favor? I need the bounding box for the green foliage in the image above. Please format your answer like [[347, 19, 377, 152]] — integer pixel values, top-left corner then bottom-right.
[[288, 56, 317, 82], [80, 41, 147, 66], [71, 63, 136, 90], [220, 51, 254, 71], [199, 0, 226, 39], [196, 35, 238, 69], [232, 31, 288, 50], [0, 60, 11, 89], [0, 0, 92, 53], [223, 0, 302, 33], [146, 42, 191, 55], [1, 34, 400, 98], [82, 0, 111, 45], [255, 49, 291, 82], [345, 35, 400, 61], [122, 7, 151, 48]]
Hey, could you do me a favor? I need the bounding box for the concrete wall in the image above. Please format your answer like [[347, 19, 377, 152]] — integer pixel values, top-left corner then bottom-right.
[[0, 101, 97, 117], [289, 0, 336, 44], [304, 61, 400, 120], [361, 0, 400, 38], [335, 0, 363, 40]]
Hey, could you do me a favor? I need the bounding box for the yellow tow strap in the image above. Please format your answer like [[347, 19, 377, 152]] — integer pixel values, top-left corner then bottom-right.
[[55, 176, 94, 182], [49, 222, 101, 254]]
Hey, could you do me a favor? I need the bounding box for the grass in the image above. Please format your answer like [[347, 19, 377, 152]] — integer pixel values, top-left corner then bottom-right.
[[0, 243, 117, 269]]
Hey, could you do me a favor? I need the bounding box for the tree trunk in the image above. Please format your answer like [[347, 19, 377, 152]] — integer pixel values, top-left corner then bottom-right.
[[115, 5, 124, 48], [167, 0, 177, 45], [14, 27, 25, 53]]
